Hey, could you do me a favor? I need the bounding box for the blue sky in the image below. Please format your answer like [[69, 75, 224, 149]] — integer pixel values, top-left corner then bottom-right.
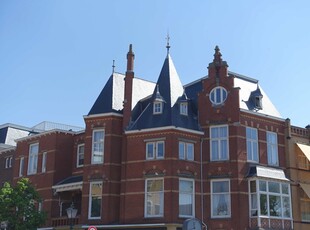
[[0, 0, 309, 128]]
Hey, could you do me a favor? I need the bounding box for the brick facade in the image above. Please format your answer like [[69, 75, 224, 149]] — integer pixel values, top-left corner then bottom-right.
[[3, 44, 308, 230]]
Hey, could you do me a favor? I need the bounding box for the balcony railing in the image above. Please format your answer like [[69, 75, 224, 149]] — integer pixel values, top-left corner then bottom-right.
[[51, 216, 79, 227]]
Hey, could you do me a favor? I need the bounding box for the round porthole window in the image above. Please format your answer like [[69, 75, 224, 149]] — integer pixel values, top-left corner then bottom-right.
[[209, 86, 227, 105]]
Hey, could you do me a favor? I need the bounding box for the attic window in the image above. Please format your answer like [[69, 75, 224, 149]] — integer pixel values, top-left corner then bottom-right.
[[254, 96, 263, 110], [180, 102, 188, 115], [153, 101, 163, 114], [209, 86, 227, 105]]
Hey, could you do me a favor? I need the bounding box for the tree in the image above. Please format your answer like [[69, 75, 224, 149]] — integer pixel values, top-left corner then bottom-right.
[[0, 178, 46, 230]]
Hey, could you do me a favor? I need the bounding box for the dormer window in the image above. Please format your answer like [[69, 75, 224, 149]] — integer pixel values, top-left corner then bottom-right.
[[254, 95, 263, 110], [180, 102, 188, 115], [209, 86, 227, 105], [154, 101, 163, 114], [249, 85, 263, 111]]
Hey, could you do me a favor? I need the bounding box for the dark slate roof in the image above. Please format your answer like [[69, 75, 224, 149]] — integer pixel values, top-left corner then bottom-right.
[[88, 73, 121, 115], [0, 127, 8, 144], [54, 175, 83, 186], [88, 72, 155, 116], [127, 54, 201, 132]]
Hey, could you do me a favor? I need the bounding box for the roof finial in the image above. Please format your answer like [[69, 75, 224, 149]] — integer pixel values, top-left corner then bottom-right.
[[213, 45, 222, 65], [112, 60, 115, 73], [166, 32, 171, 54]]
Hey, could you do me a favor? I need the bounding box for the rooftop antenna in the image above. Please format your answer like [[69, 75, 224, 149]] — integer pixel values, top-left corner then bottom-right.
[[112, 59, 115, 74], [166, 32, 170, 55]]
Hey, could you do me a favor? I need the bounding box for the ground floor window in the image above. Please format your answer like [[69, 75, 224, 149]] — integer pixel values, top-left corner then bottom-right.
[[249, 179, 292, 219], [179, 178, 194, 217], [88, 181, 102, 219], [145, 178, 164, 217], [211, 179, 231, 218]]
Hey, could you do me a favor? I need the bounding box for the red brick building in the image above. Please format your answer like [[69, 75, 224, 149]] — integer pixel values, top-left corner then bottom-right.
[[10, 44, 295, 229]]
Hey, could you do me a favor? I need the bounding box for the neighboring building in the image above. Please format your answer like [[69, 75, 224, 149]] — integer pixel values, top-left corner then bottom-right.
[[285, 120, 310, 230], [10, 44, 297, 230], [0, 122, 83, 186], [0, 123, 34, 185]]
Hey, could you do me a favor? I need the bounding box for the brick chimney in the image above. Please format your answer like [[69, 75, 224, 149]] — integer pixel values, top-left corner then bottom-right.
[[123, 44, 135, 129]]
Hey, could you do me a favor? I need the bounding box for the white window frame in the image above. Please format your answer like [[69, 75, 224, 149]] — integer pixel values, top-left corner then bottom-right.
[[248, 179, 292, 219], [19, 157, 24, 177], [209, 86, 228, 105], [145, 178, 164, 218], [211, 179, 231, 218], [210, 125, 229, 161], [88, 181, 102, 219], [92, 129, 104, 164], [27, 143, 39, 175], [179, 178, 195, 218], [179, 141, 194, 161], [146, 141, 165, 160], [246, 127, 259, 162], [153, 101, 163, 114], [267, 131, 278, 166], [77, 144, 85, 167], [42, 152, 47, 173], [180, 102, 188, 115]]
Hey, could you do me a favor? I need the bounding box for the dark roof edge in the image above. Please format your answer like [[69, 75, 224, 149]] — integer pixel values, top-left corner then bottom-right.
[[228, 71, 258, 83]]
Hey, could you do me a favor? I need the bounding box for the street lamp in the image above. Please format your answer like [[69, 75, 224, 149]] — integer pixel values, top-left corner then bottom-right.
[[0, 221, 8, 230], [66, 203, 77, 230]]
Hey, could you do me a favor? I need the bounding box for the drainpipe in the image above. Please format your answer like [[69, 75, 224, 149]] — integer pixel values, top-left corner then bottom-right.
[[200, 138, 207, 229]]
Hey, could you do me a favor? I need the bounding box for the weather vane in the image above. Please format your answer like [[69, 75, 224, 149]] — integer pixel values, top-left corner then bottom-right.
[[166, 32, 170, 54]]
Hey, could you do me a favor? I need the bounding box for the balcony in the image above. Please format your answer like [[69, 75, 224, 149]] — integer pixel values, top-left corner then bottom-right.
[[51, 216, 79, 228]]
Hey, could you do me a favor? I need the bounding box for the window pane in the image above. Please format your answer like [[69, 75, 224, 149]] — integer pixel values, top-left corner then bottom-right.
[[220, 140, 228, 159], [92, 130, 104, 164], [282, 197, 291, 217], [89, 182, 102, 218], [179, 142, 185, 159], [157, 142, 164, 158], [219, 126, 227, 137], [211, 127, 218, 138], [250, 181, 256, 193], [212, 181, 229, 193], [212, 194, 230, 216], [260, 194, 268, 215], [146, 179, 163, 217], [251, 194, 258, 216], [91, 197, 101, 218], [211, 141, 219, 160], [147, 179, 163, 192], [301, 200, 310, 221], [282, 184, 289, 194], [179, 180, 194, 217], [269, 195, 281, 217], [146, 143, 154, 159], [259, 181, 267, 192], [187, 143, 194, 161], [268, 182, 280, 193]]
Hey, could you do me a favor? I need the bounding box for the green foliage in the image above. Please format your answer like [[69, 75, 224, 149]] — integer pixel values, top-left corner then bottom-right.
[[0, 178, 46, 230]]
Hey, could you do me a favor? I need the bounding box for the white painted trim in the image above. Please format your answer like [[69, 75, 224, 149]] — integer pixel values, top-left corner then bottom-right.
[[16, 129, 77, 143], [52, 181, 83, 192], [83, 112, 123, 119], [125, 126, 204, 135], [240, 108, 285, 122]]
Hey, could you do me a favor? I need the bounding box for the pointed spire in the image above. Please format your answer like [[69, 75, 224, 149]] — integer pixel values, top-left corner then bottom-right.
[[213, 45, 222, 66], [166, 33, 171, 55]]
